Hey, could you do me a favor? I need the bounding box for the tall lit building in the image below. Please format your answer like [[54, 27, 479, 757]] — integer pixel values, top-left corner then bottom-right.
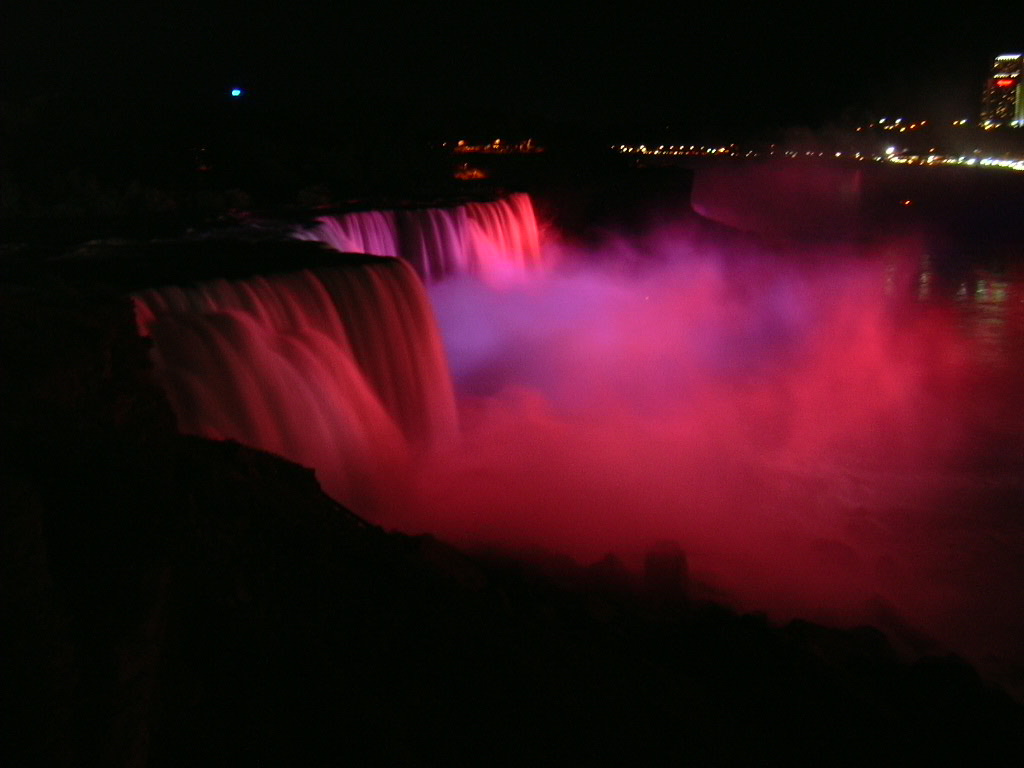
[[981, 53, 1023, 127]]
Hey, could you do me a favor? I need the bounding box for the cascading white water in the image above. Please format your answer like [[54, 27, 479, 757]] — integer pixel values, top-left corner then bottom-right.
[[134, 257, 458, 512], [295, 193, 544, 284], [136, 193, 547, 509], [397, 206, 471, 282], [464, 193, 542, 278], [294, 209, 399, 259]]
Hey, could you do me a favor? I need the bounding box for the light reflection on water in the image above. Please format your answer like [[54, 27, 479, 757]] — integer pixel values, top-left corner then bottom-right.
[[680, 161, 1023, 693], [916, 258, 1024, 370], [903, 259, 1023, 694]]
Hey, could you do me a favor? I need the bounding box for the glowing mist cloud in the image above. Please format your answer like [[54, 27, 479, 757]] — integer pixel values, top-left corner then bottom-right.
[[404, 223, 1022, 689]]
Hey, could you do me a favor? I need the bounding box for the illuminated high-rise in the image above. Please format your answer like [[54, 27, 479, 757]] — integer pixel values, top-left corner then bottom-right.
[[981, 53, 1023, 127]]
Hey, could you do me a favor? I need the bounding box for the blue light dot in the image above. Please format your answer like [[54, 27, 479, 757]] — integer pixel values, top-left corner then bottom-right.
[[230, 88, 243, 97]]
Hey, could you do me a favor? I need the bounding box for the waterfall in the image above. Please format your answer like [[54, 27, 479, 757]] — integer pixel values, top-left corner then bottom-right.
[[134, 193, 545, 510], [296, 193, 543, 284], [134, 257, 457, 511], [294, 209, 400, 258]]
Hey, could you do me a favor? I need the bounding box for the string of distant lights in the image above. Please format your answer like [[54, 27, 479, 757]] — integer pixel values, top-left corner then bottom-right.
[[219, 78, 1019, 172], [445, 139, 544, 154], [856, 116, 1023, 131], [613, 143, 1024, 172], [614, 145, 758, 158]]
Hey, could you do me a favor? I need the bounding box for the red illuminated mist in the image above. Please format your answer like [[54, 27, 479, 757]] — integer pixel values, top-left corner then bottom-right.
[[400, 223, 1023, 688]]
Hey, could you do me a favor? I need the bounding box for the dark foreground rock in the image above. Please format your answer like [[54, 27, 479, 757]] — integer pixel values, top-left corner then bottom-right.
[[3, 278, 1023, 767]]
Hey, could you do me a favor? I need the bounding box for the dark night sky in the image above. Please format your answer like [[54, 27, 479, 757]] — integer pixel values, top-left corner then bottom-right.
[[3, 1, 1022, 141]]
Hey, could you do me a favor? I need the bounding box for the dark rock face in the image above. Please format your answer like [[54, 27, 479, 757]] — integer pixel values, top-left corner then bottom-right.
[[644, 540, 689, 606], [3, 276, 1023, 767]]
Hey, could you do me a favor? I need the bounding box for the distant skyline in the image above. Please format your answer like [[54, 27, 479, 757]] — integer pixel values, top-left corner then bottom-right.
[[3, 2, 1022, 141]]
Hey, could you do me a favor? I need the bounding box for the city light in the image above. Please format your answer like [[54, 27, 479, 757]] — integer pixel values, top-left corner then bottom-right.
[[611, 55, 1024, 176], [613, 144, 743, 158], [612, 142, 1024, 173], [981, 53, 1023, 126], [450, 138, 543, 154]]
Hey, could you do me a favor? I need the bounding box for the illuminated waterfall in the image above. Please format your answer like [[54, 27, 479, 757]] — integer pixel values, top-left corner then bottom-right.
[[296, 193, 543, 283], [134, 258, 457, 511], [135, 193, 545, 511]]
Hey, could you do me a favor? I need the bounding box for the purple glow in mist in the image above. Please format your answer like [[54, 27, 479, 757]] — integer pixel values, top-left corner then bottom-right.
[[405, 217, 1022, 691]]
